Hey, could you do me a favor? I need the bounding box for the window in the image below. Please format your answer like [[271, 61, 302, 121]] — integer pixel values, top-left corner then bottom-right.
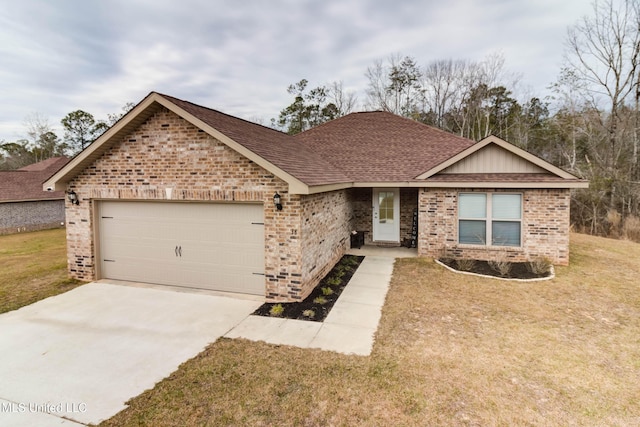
[[378, 191, 395, 224], [458, 193, 522, 247]]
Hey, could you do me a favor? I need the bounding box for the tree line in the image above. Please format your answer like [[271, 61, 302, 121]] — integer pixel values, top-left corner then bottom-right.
[[274, 0, 640, 241], [0, 103, 134, 170]]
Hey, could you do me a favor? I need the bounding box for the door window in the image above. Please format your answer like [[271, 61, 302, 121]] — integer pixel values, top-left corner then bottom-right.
[[378, 191, 395, 224]]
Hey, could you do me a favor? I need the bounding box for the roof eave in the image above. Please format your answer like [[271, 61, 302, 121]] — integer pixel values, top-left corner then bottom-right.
[[44, 92, 311, 194], [296, 182, 353, 195], [420, 180, 590, 189], [301, 180, 589, 193], [415, 135, 582, 181], [0, 197, 64, 203]]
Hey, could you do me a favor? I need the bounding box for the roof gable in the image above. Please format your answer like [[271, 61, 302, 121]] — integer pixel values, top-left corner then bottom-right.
[[439, 143, 547, 174], [160, 94, 351, 189], [45, 93, 351, 193], [416, 135, 578, 180]]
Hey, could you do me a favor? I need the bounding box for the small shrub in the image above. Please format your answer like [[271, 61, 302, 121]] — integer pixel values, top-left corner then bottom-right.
[[302, 309, 315, 319], [606, 209, 622, 238], [488, 253, 512, 277], [342, 256, 359, 267], [313, 296, 328, 304], [269, 303, 284, 317], [623, 215, 640, 243], [526, 256, 552, 275], [326, 276, 341, 286], [455, 258, 476, 271], [321, 286, 334, 296]]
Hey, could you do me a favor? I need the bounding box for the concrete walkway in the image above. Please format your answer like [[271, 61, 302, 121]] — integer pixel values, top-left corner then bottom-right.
[[226, 254, 399, 356]]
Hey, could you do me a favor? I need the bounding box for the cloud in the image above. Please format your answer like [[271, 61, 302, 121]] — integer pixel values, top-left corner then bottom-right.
[[0, 0, 594, 142]]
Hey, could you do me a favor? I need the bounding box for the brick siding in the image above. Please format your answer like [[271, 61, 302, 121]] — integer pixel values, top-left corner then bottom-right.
[[418, 188, 571, 265], [66, 108, 348, 300], [299, 190, 353, 299], [0, 200, 65, 235], [351, 188, 372, 244], [62, 106, 574, 300]]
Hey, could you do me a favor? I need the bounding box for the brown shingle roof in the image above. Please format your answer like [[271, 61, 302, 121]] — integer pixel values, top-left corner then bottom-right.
[[0, 157, 69, 202], [293, 111, 477, 182], [44, 92, 587, 193], [161, 94, 351, 186], [163, 96, 478, 185]]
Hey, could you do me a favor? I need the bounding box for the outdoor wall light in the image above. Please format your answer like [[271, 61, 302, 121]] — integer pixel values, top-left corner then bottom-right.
[[273, 192, 283, 211], [67, 190, 79, 205]]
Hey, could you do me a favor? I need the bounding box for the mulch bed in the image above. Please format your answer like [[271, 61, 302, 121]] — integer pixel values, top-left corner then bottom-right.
[[439, 258, 552, 280], [253, 255, 364, 322]]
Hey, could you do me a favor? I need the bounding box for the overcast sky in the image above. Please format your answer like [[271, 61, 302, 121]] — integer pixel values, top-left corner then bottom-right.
[[0, 0, 594, 143]]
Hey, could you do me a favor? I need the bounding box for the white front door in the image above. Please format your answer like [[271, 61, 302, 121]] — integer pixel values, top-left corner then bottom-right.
[[372, 188, 400, 242]]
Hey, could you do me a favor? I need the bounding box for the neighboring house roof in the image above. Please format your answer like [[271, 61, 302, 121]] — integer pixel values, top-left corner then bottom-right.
[[0, 157, 69, 203], [44, 92, 588, 194]]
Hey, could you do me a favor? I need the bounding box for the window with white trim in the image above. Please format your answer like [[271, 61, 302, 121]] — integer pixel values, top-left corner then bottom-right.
[[458, 193, 522, 247]]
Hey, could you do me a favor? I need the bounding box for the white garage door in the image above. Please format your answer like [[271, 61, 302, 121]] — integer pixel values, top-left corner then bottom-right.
[[98, 201, 265, 295]]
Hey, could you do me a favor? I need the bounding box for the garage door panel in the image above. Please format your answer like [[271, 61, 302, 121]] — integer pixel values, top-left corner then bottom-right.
[[101, 235, 177, 261], [99, 201, 265, 295], [182, 251, 264, 270], [178, 265, 264, 294], [101, 258, 181, 286], [181, 226, 261, 245]]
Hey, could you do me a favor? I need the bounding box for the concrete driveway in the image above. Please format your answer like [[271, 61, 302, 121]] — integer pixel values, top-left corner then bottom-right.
[[0, 281, 261, 426]]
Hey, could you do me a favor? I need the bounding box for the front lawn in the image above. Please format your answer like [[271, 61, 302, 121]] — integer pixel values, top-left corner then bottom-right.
[[100, 233, 640, 426], [0, 228, 83, 314]]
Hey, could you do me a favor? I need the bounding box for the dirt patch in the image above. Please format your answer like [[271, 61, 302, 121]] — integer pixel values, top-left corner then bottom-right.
[[253, 255, 364, 322]]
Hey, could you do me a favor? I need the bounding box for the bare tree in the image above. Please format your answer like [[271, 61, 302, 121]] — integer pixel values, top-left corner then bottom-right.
[[444, 54, 513, 140], [364, 54, 423, 116], [563, 0, 640, 233], [549, 67, 591, 170], [24, 113, 67, 162], [24, 112, 52, 160], [422, 59, 467, 130], [566, 0, 640, 174], [365, 57, 395, 112], [107, 102, 136, 125], [328, 81, 358, 116]]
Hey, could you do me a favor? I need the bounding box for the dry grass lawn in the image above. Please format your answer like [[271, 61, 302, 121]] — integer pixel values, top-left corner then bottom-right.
[[0, 228, 83, 314], [98, 232, 640, 426]]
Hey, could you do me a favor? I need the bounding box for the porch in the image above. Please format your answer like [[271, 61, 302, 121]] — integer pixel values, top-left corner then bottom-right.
[[351, 187, 419, 247]]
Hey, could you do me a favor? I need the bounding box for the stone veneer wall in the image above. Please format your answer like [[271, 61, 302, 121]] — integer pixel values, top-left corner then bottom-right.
[[418, 188, 571, 265], [65, 107, 320, 300], [0, 200, 65, 235]]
